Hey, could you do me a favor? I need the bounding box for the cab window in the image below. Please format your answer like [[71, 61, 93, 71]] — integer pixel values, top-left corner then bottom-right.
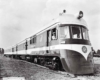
[[82, 28, 89, 40], [71, 26, 82, 39], [51, 28, 57, 40], [60, 26, 70, 39]]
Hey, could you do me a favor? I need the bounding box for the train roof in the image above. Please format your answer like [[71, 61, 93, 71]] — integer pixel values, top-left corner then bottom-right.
[[58, 14, 87, 26], [35, 12, 87, 35]]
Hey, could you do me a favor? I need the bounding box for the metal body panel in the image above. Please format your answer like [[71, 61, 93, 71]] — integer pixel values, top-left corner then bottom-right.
[[60, 50, 94, 74]]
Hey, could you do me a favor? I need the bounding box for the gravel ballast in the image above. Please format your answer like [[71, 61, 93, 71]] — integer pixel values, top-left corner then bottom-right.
[[0, 56, 100, 80]]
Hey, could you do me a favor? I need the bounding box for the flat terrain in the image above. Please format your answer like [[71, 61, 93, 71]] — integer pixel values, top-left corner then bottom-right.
[[0, 55, 100, 80]]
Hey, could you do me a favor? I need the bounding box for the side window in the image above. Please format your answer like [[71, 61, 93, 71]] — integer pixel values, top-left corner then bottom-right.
[[33, 37, 36, 43], [30, 36, 36, 44], [51, 28, 58, 40], [30, 37, 32, 44]]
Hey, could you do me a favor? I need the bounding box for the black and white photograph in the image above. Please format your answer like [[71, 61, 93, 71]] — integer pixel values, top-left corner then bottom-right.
[[0, 0, 100, 80]]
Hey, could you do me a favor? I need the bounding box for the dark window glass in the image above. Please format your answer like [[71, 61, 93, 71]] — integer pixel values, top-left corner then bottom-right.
[[30, 37, 36, 44], [51, 28, 57, 40], [71, 26, 82, 39]]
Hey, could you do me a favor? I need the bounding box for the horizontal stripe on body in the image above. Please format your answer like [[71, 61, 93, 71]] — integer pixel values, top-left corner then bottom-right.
[[4, 44, 92, 60]]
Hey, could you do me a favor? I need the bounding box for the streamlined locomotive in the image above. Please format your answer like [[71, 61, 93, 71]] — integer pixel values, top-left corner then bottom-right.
[[4, 11, 94, 74]]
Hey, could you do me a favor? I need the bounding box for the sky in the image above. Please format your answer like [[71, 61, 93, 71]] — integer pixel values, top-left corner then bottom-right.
[[0, 0, 100, 51]]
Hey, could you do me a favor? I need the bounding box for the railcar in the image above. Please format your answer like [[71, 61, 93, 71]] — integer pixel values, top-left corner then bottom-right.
[[4, 10, 94, 74]]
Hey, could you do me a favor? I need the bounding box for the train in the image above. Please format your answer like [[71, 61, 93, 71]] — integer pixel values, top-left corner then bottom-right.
[[4, 10, 94, 74]]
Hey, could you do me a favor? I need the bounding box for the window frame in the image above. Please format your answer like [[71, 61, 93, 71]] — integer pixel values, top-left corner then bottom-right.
[[51, 27, 58, 40], [59, 25, 70, 39], [71, 26, 82, 39], [30, 37, 32, 44], [30, 36, 36, 44], [82, 27, 89, 40], [70, 25, 89, 40], [59, 24, 89, 40]]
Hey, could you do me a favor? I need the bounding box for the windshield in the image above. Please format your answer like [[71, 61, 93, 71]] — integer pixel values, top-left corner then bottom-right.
[[71, 26, 82, 39], [71, 25, 89, 40], [82, 27, 89, 40], [60, 24, 89, 40], [60, 25, 70, 39]]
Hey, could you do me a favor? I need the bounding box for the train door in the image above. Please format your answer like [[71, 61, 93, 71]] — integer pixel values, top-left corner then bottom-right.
[[47, 30, 51, 53], [47, 26, 59, 53], [25, 40, 28, 50], [25, 40, 28, 54], [50, 27, 58, 45]]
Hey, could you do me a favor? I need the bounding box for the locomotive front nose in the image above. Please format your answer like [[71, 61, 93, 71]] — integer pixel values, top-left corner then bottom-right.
[[60, 48, 94, 74]]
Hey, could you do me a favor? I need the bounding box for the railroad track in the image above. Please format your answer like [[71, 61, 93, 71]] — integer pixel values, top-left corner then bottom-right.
[[33, 62, 76, 78]]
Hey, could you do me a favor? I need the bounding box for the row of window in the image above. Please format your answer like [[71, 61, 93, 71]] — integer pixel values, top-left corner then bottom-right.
[[30, 28, 58, 45], [60, 25, 89, 40], [30, 37, 36, 44]]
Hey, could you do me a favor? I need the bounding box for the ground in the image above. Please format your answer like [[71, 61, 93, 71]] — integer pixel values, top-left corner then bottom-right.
[[0, 55, 100, 80]]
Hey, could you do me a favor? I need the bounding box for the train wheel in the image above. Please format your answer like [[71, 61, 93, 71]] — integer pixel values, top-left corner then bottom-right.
[[52, 61, 59, 70]]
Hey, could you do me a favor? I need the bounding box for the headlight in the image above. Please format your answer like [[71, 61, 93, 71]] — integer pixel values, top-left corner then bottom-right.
[[82, 46, 87, 53]]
